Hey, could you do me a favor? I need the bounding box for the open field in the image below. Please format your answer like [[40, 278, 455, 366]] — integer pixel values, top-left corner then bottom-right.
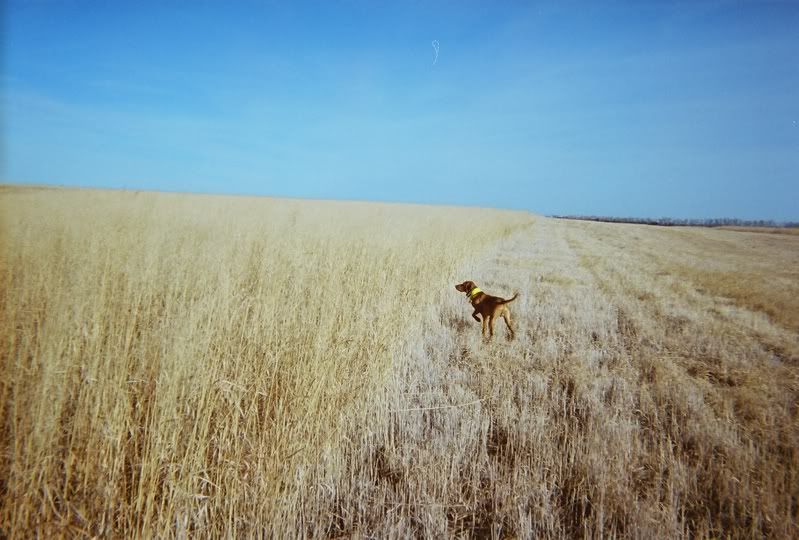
[[718, 226, 799, 236], [1, 187, 798, 537]]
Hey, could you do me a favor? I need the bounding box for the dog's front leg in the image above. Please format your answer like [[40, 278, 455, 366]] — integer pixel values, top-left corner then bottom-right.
[[472, 310, 481, 322]]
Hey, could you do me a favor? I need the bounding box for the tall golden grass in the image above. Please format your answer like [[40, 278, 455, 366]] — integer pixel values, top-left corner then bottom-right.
[[1, 186, 797, 537], [0, 186, 529, 536]]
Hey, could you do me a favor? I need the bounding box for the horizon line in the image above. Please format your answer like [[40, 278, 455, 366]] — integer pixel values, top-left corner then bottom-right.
[[2, 181, 797, 224]]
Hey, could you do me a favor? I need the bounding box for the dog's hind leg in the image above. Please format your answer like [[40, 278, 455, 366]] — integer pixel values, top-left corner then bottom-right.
[[502, 311, 515, 340]]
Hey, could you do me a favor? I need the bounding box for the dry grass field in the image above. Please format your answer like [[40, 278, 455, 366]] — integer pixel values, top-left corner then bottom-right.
[[718, 226, 799, 236], [1, 186, 797, 538]]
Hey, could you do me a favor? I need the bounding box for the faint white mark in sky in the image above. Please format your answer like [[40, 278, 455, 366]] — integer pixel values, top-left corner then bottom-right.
[[432, 40, 440, 65]]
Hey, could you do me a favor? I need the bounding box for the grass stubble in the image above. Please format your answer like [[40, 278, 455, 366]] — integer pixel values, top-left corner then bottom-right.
[[1, 186, 797, 537]]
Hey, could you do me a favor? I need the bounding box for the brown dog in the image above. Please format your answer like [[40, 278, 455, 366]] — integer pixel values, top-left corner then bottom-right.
[[455, 280, 518, 340]]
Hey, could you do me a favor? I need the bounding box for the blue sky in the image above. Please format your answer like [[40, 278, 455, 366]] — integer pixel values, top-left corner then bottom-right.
[[3, 0, 798, 219]]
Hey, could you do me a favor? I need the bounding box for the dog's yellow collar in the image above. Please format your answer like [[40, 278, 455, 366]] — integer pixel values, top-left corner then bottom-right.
[[468, 287, 482, 298]]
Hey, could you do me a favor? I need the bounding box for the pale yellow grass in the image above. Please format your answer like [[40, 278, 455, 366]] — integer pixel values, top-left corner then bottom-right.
[[0, 186, 529, 537], [372, 219, 798, 537], [719, 226, 799, 236], [2, 186, 798, 538]]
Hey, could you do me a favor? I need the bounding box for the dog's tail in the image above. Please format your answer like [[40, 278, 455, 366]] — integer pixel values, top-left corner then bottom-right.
[[498, 293, 519, 304]]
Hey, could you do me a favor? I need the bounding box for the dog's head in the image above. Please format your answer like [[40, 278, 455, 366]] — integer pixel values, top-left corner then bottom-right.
[[455, 280, 477, 294]]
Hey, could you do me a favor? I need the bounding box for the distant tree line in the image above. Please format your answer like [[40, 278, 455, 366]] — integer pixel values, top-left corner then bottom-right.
[[549, 215, 799, 228]]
